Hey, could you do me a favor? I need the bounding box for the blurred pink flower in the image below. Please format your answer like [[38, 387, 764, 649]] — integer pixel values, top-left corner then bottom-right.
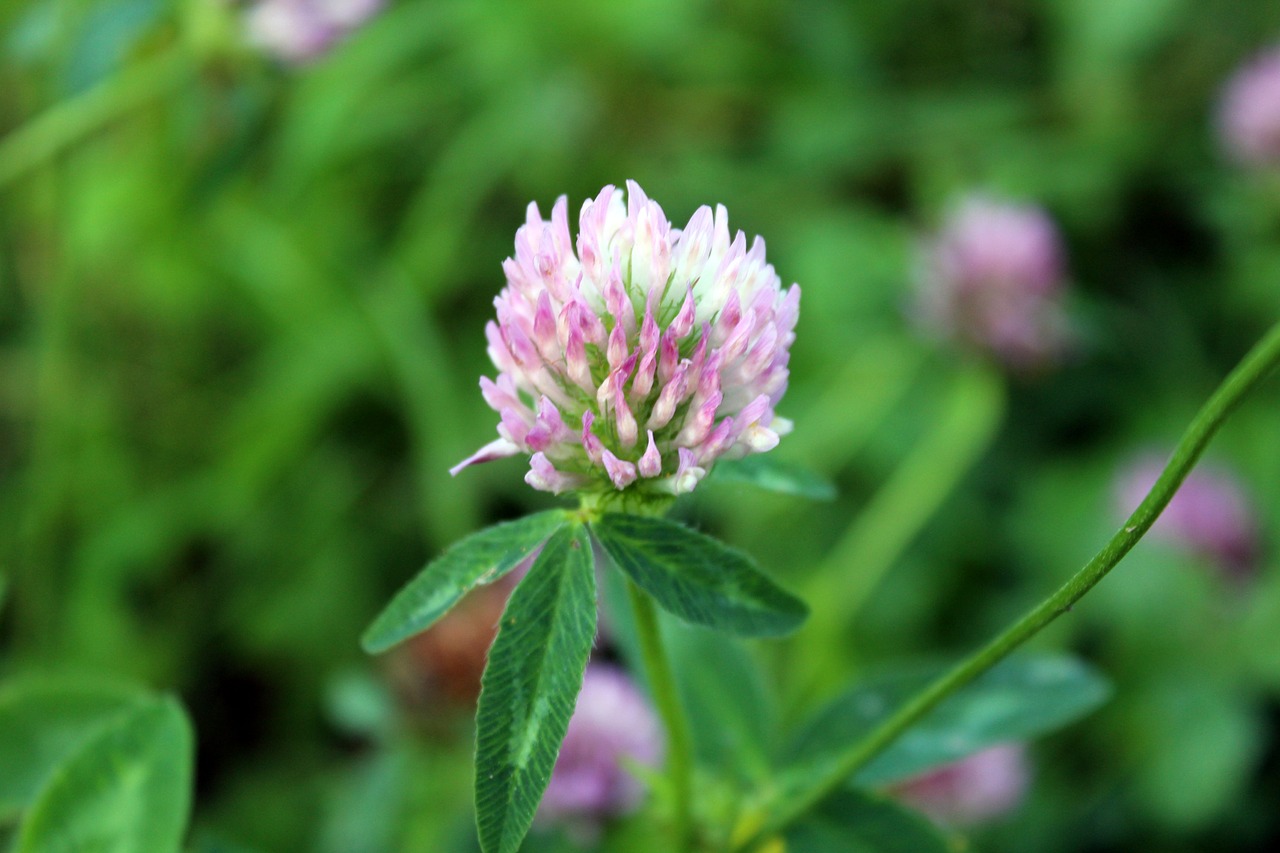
[[1115, 453, 1260, 577], [893, 743, 1030, 827], [1218, 45, 1280, 168], [453, 181, 799, 496], [915, 195, 1069, 372], [244, 0, 383, 64], [539, 663, 663, 828]]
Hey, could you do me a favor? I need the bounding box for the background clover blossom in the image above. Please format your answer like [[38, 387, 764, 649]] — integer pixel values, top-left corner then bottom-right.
[[1115, 453, 1260, 577], [243, 0, 384, 64], [538, 663, 663, 827], [452, 181, 799, 496], [893, 743, 1031, 827], [1218, 44, 1280, 168], [915, 195, 1070, 372]]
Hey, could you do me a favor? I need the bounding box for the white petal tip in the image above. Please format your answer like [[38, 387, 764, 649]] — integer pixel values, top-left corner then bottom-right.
[[449, 438, 521, 476]]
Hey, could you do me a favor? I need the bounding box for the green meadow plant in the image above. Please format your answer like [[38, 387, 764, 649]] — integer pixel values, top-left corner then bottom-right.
[[361, 183, 1280, 853], [3, 4, 1280, 850]]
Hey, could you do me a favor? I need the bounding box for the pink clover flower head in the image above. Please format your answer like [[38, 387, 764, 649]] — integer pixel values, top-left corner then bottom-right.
[[538, 663, 663, 826], [1218, 45, 1280, 168], [915, 194, 1069, 372], [1115, 453, 1260, 577], [453, 181, 799, 497], [244, 0, 384, 64], [893, 743, 1030, 827]]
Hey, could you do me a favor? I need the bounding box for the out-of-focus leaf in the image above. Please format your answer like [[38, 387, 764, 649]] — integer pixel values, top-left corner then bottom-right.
[[474, 522, 597, 853], [15, 696, 194, 853], [319, 750, 407, 853], [786, 655, 1110, 786], [323, 668, 395, 741], [783, 788, 952, 853], [706, 456, 837, 501], [361, 510, 567, 654], [1060, 0, 1190, 68], [186, 834, 266, 853], [63, 0, 164, 93], [0, 679, 149, 820], [6, 0, 63, 63], [1129, 677, 1262, 831], [667, 623, 775, 784], [592, 514, 807, 637]]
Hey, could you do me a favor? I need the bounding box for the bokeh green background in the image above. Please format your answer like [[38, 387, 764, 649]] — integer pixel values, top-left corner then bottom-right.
[[4, 1, 1280, 851]]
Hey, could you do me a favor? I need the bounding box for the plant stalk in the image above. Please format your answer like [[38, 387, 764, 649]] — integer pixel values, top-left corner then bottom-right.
[[627, 579, 696, 851], [739, 318, 1280, 850]]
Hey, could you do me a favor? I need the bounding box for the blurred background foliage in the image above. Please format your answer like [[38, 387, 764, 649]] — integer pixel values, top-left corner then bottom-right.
[[3, 0, 1280, 851]]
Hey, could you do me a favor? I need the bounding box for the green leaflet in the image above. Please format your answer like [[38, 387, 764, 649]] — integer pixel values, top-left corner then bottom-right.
[[592, 513, 807, 638], [0, 678, 151, 820], [362, 510, 567, 654], [785, 654, 1111, 787], [784, 788, 952, 853], [14, 696, 194, 853], [474, 521, 597, 853], [706, 456, 837, 501]]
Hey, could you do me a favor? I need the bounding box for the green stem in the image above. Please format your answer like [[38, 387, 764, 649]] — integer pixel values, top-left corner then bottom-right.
[[627, 579, 696, 851], [740, 318, 1280, 850], [0, 49, 190, 188], [791, 362, 1005, 703]]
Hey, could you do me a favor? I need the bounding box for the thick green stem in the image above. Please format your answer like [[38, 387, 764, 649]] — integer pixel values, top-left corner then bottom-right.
[[740, 319, 1280, 849], [627, 579, 696, 851]]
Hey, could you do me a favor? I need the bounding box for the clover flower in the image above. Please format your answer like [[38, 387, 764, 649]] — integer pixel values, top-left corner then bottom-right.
[[538, 664, 663, 827], [244, 0, 383, 64], [1218, 45, 1280, 168], [1115, 454, 1260, 577], [893, 744, 1030, 827], [915, 195, 1069, 372], [452, 181, 799, 496]]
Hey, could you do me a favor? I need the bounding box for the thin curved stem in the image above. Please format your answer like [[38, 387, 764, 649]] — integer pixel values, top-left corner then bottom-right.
[[738, 318, 1280, 850], [627, 579, 696, 851]]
